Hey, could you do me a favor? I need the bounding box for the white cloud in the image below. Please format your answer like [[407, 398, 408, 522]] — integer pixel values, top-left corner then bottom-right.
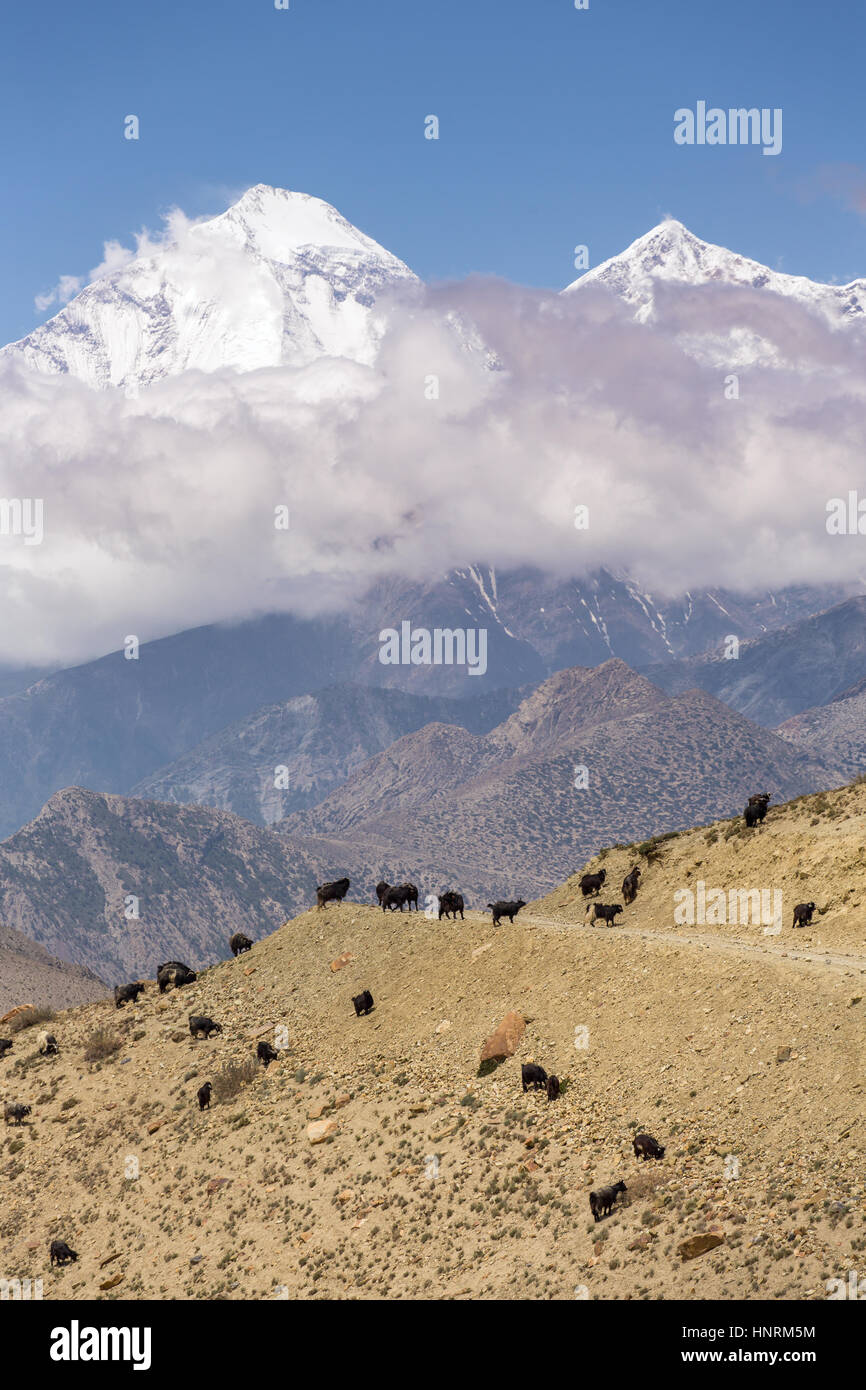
[[32, 208, 202, 315], [3, 269, 866, 668]]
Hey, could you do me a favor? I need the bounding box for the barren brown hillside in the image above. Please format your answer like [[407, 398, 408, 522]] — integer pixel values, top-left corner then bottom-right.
[[0, 780, 864, 1301], [280, 663, 833, 902]]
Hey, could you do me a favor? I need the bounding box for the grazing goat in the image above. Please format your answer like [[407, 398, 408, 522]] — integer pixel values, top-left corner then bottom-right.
[[744, 792, 771, 828], [353, 990, 374, 1017], [37, 1030, 58, 1056], [622, 866, 642, 905], [49, 1240, 78, 1266], [316, 877, 350, 909], [521, 1062, 548, 1092], [382, 884, 413, 912], [157, 963, 197, 993], [633, 1132, 665, 1160], [400, 882, 419, 910], [257, 1041, 279, 1067], [375, 881, 390, 905], [487, 898, 526, 926], [0, 1039, 13, 1057], [438, 890, 465, 921], [589, 1180, 627, 1222], [229, 933, 253, 956], [196, 1082, 212, 1111], [189, 1015, 223, 1040], [4, 1102, 31, 1125], [792, 901, 816, 928], [579, 870, 606, 898], [114, 981, 145, 1008], [546, 1075, 560, 1103], [585, 902, 623, 926]]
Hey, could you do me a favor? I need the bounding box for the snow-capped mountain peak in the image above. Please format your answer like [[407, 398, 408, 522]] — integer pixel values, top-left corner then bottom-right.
[[1, 185, 418, 392], [211, 184, 407, 266], [566, 217, 866, 329]]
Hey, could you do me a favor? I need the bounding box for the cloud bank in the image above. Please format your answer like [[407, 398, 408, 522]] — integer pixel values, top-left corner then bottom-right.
[[2, 271, 866, 666]]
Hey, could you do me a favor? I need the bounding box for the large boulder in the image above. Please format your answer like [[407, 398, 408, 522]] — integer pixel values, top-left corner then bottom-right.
[[307, 1119, 339, 1144], [678, 1232, 725, 1261], [480, 1011, 526, 1063]]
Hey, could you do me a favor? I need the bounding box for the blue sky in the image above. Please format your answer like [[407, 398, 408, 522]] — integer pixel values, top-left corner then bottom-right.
[[1, 0, 864, 345]]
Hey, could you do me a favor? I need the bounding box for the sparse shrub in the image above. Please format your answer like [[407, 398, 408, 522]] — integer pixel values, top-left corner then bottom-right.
[[7, 1005, 54, 1035], [213, 1058, 258, 1103], [83, 1028, 123, 1062]]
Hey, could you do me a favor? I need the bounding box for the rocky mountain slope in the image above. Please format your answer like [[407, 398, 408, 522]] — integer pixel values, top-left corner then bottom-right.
[[0, 789, 330, 984], [0, 660, 834, 995], [279, 661, 833, 902], [645, 596, 866, 727], [775, 675, 866, 783], [0, 571, 850, 843], [131, 683, 529, 826], [0, 925, 107, 1016], [1, 778, 863, 1301]]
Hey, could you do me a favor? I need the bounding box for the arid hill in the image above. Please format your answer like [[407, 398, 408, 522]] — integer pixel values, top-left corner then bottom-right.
[[0, 924, 107, 1016], [0, 780, 863, 1301]]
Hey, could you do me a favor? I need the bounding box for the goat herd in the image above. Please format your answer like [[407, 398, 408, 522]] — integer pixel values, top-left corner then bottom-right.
[[2, 788, 808, 1268]]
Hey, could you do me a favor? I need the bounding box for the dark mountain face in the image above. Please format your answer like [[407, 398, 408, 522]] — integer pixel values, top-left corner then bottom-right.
[[131, 683, 530, 826], [643, 596, 866, 726], [0, 570, 853, 843]]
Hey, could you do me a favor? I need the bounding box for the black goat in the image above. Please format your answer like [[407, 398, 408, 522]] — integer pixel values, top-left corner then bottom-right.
[[487, 899, 526, 926], [521, 1062, 548, 1093], [382, 884, 413, 912], [189, 1015, 223, 1040], [586, 902, 623, 926], [50, 1240, 79, 1266], [114, 981, 145, 1008], [633, 1132, 665, 1160], [400, 882, 419, 910], [229, 933, 253, 956], [353, 990, 374, 1017], [257, 1041, 279, 1067], [589, 1180, 627, 1222], [579, 870, 606, 897], [4, 1102, 31, 1125], [622, 866, 642, 905], [744, 792, 770, 828], [438, 890, 465, 920], [157, 961, 197, 993], [316, 877, 350, 909]]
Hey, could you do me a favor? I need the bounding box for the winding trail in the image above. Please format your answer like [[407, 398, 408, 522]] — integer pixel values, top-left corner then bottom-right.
[[521, 913, 866, 977]]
